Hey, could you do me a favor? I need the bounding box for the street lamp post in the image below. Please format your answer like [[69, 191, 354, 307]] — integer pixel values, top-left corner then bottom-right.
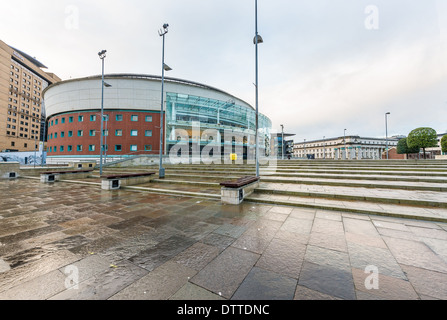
[[98, 49, 106, 176], [254, 0, 263, 177], [385, 112, 390, 160], [34, 131, 37, 168], [158, 23, 171, 179], [42, 114, 46, 167], [104, 114, 108, 161], [280, 124, 284, 160]]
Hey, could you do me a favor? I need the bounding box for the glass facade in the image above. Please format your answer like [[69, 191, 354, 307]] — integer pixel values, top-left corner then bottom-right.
[[165, 92, 272, 159]]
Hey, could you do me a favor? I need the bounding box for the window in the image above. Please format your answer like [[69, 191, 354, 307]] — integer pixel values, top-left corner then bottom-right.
[[145, 130, 152, 137], [48, 146, 51, 152], [145, 115, 153, 122], [89, 130, 96, 137], [90, 115, 96, 121], [60, 131, 65, 138], [130, 145, 137, 152], [115, 145, 122, 151], [78, 130, 83, 137], [103, 130, 108, 136], [130, 130, 138, 136], [131, 115, 138, 121], [89, 145, 95, 151], [61, 117, 65, 124], [144, 145, 152, 151], [54, 133, 58, 139], [77, 145, 82, 151], [68, 131, 73, 137], [55, 119, 58, 125], [68, 145, 72, 152], [78, 115, 84, 122], [115, 129, 123, 136], [60, 146, 64, 152], [116, 114, 123, 121], [69, 116, 73, 123]]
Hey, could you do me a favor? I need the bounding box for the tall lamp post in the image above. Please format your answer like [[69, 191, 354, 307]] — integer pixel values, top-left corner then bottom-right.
[[280, 124, 284, 160], [254, 0, 263, 177], [385, 112, 390, 160], [158, 23, 172, 179], [98, 50, 106, 176]]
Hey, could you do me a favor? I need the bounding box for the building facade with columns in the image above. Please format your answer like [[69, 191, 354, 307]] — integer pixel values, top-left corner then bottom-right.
[[293, 135, 399, 160]]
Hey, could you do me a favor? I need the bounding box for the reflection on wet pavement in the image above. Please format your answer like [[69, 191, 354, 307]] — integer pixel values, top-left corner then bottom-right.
[[0, 178, 447, 300]]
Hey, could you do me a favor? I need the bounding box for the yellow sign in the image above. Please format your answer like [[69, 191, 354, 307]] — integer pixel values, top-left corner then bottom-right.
[[230, 153, 237, 161]]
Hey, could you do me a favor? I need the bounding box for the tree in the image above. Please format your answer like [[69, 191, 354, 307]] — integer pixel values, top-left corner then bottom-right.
[[407, 127, 438, 159], [396, 138, 419, 157], [441, 135, 447, 154]]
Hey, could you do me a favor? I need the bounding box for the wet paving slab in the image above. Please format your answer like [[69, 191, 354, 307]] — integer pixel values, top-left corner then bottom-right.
[[232, 266, 297, 300], [1, 178, 447, 301]]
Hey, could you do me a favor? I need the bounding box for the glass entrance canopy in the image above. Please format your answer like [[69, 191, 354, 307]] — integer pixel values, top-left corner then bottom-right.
[[165, 92, 272, 159]]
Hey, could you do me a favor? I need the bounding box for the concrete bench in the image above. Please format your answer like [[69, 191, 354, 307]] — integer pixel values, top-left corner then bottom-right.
[[0, 162, 20, 180], [40, 169, 94, 183], [220, 176, 260, 205], [101, 172, 156, 190]]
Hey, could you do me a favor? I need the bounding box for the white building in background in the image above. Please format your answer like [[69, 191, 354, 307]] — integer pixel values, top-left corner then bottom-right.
[[293, 135, 399, 160]]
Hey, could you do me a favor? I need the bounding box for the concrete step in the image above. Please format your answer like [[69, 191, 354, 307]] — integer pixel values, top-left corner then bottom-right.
[[254, 185, 447, 208], [245, 193, 447, 223], [164, 164, 447, 171], [163, 169, 447, 182], [168, 164, 447, 172], [145, 176, 447, 209], [158, 173, 447, 192], [259, 177, 447, 192]]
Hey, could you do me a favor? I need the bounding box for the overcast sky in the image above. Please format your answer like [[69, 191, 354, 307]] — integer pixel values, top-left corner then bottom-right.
[[2, 0, 447, 141]]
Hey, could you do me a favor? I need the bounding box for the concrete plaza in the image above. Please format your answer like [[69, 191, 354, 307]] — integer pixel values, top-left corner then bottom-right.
[[1, 175, 447, 300]]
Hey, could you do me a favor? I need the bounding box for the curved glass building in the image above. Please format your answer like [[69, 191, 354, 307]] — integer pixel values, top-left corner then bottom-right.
[[43, 74, 272, 163]]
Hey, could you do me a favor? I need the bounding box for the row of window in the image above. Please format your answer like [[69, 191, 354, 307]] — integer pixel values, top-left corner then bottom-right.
[[49, 114, 153, 126], [48, 144, 153, 152], [10, 141, 35, 148], [48, 129, 152, 139], [5, 131, 37, 139], [10, 64, 44, 85]]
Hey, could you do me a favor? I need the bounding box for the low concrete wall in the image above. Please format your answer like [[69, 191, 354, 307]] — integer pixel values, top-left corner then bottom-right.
[[435, 155, 447, 160], [101, 174, 155, 190], [0, 162, 20, 179], [69, 161, 97, 170], [20, 165, 70, 177], [106, 155, 161, 168], [40, 171, 93, 183], [221, 181, 259, 205]]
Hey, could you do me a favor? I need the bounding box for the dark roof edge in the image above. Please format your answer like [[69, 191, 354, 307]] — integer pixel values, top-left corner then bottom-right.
[[9, 46, 48, 69]]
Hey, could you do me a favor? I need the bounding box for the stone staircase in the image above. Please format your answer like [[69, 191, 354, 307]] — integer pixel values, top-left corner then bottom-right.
[[93, 160, 447, 222]]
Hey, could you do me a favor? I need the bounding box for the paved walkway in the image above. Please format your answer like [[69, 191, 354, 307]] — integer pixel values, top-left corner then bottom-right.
[[0, 178, 447, 301]]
